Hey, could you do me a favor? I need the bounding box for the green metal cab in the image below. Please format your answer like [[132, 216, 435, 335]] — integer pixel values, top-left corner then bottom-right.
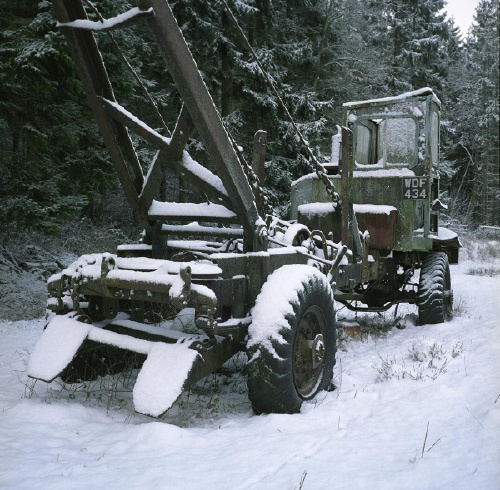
[[291, 88, 459, 312]]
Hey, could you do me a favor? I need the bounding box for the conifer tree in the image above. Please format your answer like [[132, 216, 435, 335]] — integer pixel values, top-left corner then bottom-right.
[[0, 1, 96, 232], [446, 0, 499, 226], [363, 0, 450, 92]]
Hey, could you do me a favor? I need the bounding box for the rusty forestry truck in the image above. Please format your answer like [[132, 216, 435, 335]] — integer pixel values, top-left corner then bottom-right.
[[28, 0, 460, 416]]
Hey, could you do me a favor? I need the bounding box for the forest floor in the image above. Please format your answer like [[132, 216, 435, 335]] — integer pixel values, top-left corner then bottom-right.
[[0, 225, 135, 321]]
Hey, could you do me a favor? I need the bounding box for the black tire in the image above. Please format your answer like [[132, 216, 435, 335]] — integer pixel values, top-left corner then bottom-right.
[[417, 252, 453, 325], [246, 266, 336, 414]]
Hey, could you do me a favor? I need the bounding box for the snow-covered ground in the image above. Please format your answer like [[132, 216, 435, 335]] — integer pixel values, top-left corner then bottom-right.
[[0, 242, 499, 489]]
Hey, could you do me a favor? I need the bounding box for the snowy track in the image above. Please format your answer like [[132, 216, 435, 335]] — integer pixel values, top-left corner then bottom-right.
[[0, 259, 499, 489]]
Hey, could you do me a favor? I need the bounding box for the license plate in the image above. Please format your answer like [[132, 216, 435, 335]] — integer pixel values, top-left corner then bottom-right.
[[403, 177, 428, 199]]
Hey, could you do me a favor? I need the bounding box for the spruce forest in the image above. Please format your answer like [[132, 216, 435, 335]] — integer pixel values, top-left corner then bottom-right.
[[0, 0, 498, 238]]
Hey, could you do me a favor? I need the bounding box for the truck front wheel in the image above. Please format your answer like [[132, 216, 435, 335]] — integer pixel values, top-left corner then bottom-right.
[[246, 265, 336, 414], [417, 252, 453, 324]]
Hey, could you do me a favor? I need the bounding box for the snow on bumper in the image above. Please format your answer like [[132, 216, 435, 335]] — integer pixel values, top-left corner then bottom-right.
[[28, 313, 200, 417]]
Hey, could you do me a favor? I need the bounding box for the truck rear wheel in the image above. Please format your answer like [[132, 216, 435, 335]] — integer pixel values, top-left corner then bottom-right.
[[417, 252, 453, 324], [246, 266, 336, 414]]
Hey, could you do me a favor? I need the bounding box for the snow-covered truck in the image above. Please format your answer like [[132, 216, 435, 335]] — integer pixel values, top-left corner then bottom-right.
[[28, 0, 460, 416]]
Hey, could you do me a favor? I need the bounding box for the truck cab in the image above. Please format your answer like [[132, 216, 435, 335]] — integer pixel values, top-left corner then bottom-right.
[[291, 88, 459, 260], [291, 88, 459, 312]]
